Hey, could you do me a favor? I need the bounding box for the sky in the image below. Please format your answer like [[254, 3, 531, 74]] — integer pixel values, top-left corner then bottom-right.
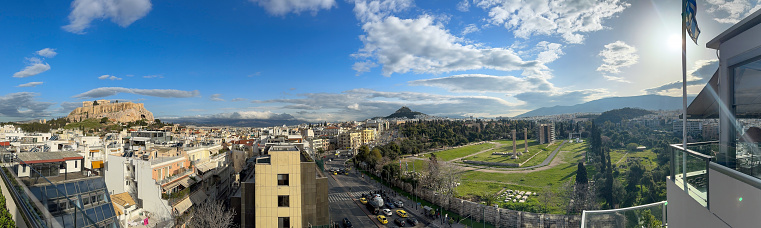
[[1, 0, 758, 123]]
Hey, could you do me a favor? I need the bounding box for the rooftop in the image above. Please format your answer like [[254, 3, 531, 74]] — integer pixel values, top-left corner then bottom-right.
[[16, 151, 83, 164]]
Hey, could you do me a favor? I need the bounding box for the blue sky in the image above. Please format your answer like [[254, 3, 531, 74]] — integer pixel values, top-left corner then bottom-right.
[[0, 0, 756, 122]]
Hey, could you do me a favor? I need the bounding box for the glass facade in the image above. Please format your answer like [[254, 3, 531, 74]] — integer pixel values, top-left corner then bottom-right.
[[28, 177, 118, 228]]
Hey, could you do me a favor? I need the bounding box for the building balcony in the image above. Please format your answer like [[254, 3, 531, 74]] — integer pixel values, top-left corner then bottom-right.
[[668, 141, 761, 228]]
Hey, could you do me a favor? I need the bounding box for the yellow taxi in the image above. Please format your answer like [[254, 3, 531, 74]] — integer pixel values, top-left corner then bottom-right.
[[377, 215, 388, 224], [396, 209, 408, 218], [359, 197, 368, 204]]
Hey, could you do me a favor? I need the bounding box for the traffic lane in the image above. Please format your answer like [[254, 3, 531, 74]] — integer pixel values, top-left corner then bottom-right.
[[330, 173, 428, 227], [327, 170, 381, 227]]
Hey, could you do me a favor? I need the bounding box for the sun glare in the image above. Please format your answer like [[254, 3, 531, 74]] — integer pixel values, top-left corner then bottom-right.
[[669, 33, 682, 51]]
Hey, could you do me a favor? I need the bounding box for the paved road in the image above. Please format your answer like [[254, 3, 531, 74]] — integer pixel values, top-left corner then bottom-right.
[[326, 156, 436, 228]]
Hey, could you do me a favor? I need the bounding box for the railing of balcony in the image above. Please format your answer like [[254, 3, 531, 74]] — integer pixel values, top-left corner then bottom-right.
[[581, 201, 667, 228], [0, 159, 101, 228], [670, 142, 714, 208]]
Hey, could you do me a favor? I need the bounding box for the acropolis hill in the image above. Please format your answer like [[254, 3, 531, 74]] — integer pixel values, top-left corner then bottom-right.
[[67, 100, 154, 123]]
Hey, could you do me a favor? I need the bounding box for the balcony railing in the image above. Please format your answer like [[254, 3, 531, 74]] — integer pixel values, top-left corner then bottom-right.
[[581, 201, 667, 228], [670, 142, 714, 208]]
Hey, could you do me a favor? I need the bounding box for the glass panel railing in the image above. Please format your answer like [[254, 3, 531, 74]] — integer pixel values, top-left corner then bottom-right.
[[670, 143, 713, 208], [0, 156, 114, 228], [581, 201, 667, 228]]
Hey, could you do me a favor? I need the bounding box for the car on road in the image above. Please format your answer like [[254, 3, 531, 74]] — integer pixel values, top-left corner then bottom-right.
[[342, 218, 352, 227], [394, 218, 406, 227], [377, 215, 388, 224], [382, 208, 393, 216], [386, 202, 395, 209], [359, 197, 367, 204], [396, 209, 408, 218], [406, 217, 419, 226], [395, 201, 404, 207]]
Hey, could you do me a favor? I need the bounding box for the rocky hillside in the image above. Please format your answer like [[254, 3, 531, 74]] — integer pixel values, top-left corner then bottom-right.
[[67, 101, 154, 123]]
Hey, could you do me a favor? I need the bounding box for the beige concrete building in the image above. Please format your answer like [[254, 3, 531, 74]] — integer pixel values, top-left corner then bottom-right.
[[235, 144, 328, 228], [537, 123, 555, 144], [338, 132, 361, 150], [361, 129, 376, 144]]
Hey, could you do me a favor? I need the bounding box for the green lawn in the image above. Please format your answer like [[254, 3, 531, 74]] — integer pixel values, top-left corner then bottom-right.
[[455, 141, 590, 214], [425, 143, 494, 161], [466, 140, 561, 167]]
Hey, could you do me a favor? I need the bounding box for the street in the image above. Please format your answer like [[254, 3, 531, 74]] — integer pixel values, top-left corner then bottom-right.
[[326, 155, 435, 228]]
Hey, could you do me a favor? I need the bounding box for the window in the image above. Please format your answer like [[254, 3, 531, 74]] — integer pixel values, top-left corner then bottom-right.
[[278, 217, 290, 228], [74, 160, 78, 168], [278, 195, 290, 207], [277, 174, 289, 186], [22, 164, 26, 172]]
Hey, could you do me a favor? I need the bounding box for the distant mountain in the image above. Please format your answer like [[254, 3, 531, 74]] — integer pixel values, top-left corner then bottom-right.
[[386, 106, 426, 119], [516, 95, 694, 118], [595, 108, 653, 124]]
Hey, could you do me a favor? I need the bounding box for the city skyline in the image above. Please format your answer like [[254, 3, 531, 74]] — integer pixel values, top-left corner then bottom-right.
[[1, 0, 753, 122]]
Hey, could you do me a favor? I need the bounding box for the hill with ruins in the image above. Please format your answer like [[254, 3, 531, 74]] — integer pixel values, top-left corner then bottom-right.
[[67, 100, 154, 123]]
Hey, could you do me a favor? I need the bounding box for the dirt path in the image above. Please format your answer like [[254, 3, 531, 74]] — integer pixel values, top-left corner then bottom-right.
[[615, 152, 628, 165]]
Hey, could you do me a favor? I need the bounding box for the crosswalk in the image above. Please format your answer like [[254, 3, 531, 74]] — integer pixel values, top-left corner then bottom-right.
[[328, 190, 374, 203]]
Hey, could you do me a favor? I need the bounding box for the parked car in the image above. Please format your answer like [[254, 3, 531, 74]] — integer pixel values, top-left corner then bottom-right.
[[386, 202, 395, 209], [394, 218, 406, 227], [382, 208, 393, 216], [377, 215, 388, 224], [406, 218, 419, 226], [342, 218, 352, 227]]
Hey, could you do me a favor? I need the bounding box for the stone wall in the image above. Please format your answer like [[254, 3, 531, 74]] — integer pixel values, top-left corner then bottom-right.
[[463, 160, 520, 167]]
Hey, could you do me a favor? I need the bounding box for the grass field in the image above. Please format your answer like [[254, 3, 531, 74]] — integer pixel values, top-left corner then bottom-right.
[[425, 143, 494, 161], [455, 141, 590, 213], [466, 140, 561, 167]]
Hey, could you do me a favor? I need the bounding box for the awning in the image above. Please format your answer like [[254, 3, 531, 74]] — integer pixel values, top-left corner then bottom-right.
[[189, 190, 207, 205], [174, 197, 192, 215], [92, 161, 103, 169], [687, 69, 719, 119]]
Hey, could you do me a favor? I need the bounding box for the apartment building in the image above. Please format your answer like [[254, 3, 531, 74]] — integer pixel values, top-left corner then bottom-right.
[[338, 132, 361, 150], [233, 144, 329, 228]]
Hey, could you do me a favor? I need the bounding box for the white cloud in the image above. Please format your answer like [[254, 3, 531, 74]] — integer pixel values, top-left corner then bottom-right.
[[143, 74, 163, 79], [17, 82, 44, 88], [597, 41, 638, 81], [535, 41, 564, 63], [461, 24, 479, 35], [13, 57, 51, 78], [409, 74, 554, 93], [475, 0, 629, 44], [210, 94, 224, 101], [63, 0, 152, 34], [354, 15, 544, 76], [457, 0, 470, 12], [645, 60, 719, 94], [197, 111, 296, 120], [73, 87, 200, 98], [0, 92, 54, 118], [36, 48, 57, 58], [98, 75, 122, 80], [352, 61, 378, 75], [513, 89, 607, 108], [247, 72, 261, 77], [603, 75, 630, 83], [254, 88, 521, 121], [231, 98, 247, 102], [352, 0, 414, 23], [705, 0, 761, 24], [250, 0, 336, 16]]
